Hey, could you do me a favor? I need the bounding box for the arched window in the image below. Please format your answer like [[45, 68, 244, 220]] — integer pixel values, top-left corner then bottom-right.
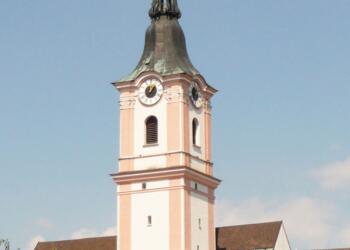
[[146, 116, 158, 144], [192, 118, 200, 146]]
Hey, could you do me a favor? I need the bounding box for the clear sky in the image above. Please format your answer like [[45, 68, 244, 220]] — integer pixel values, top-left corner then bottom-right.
[[1, 0, 349, 249]]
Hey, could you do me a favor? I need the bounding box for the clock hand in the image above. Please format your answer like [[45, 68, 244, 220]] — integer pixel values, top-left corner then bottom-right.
[[149, 84, 155, 93]]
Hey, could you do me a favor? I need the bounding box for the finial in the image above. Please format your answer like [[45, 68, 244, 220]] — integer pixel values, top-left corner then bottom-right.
[[149, 0, 182, 19]]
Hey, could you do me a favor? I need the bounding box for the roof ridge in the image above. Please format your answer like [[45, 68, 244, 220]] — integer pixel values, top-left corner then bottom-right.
[[217, 220, 283, 229], [37, 236, 116, 244], [307, 248, 350, 250]]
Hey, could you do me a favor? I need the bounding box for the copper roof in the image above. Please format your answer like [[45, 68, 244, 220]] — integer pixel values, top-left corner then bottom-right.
[[117, 16, 200, 83], [216, 221, 283, 250], [117, 0, 200, 83], [35, 222, 285, 250]]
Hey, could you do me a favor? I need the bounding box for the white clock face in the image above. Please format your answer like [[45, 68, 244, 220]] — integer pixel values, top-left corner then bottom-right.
[[138, 78, 164, 106], [189, 82, 203, 108]]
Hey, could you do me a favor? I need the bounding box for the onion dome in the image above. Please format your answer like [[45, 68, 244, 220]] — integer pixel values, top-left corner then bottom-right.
[[118, 0, 199, 83]]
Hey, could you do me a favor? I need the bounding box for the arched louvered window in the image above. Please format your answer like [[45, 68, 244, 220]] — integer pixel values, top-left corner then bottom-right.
[[146, 116, 158, 144], [192, 118, 200, 146]]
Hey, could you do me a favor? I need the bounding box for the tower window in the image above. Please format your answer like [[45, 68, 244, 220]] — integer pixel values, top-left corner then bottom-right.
[[192, 118, 200, 146], [147, 215, 152, 226], [145, 116, 158, 144], [142, 183, 147, 190], [198, 218, 202, 230], [194, 183, 198, 190]]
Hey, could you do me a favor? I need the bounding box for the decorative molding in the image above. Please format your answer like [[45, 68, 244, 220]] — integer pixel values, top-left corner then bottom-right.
[[118, 185, 215, 201], [119, 150, 213, 166], [119, 96, 136, 109], [164, 89, 188, 104], [112, 166, 221, 189], [204, 100, 212, 112]]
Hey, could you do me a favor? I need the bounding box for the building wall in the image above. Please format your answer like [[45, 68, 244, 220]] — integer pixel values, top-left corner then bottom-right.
[[189, 103, 206, 156], [117, 178, 196, 250], [133, 93, 168, 170], [131, 181, 170, 250], [117, 184, 132, 250], [116, 74, 218, 250], [274, 225, 291, 250], [189, 97, 207, 174], [118, 75, 213, 175], [191, 191, 209, 250], [117, 181, 170, 250], [191, 181, 209, 194]]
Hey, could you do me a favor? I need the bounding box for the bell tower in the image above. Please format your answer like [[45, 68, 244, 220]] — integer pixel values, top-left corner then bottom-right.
[[112, 1, 220, 250]]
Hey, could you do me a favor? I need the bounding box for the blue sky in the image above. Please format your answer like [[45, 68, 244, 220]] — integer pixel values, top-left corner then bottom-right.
[[0, 0, 349, 249]]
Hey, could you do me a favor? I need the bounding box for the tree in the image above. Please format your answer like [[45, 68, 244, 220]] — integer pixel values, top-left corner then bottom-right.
[[0, 239, 9, 250], [0, 239, 19, 250]]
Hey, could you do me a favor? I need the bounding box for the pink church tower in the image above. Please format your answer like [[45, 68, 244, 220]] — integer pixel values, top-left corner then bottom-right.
[[111, 1, 221, 250]]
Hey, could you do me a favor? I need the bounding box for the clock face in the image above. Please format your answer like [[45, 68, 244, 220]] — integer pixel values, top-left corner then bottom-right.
[[138, 78, 164, 105], [189, 82, 202, 108]]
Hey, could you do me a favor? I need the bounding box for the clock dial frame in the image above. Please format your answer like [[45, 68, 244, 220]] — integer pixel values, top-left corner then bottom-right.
[[189, 82, 203, 108], [138, 78, 164, 106]]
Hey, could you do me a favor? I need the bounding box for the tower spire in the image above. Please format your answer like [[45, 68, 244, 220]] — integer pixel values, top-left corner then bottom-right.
[[149, 0, 181, 19], [117, 0, 199, 83]]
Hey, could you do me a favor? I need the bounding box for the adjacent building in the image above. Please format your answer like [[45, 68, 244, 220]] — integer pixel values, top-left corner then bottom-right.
[[35, 222, 290, 250]]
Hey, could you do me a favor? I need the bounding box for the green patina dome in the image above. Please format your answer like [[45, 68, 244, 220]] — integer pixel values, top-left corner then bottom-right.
[[117, 0, 199, 83]]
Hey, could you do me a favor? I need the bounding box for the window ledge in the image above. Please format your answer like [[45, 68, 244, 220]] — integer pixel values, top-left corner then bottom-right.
[[143, 143, 159, 148], [193, 144, 201, 149]]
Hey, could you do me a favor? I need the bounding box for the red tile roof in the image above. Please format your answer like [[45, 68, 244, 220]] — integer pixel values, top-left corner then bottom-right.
[[35, 236, 116, 250], [312, 249, 350, 250], [216, 221, 282, 250], [34, 221, 283, 250]]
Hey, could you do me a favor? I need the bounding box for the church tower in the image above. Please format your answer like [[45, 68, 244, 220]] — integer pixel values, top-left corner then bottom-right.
[[112, 1, 220, 250]]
